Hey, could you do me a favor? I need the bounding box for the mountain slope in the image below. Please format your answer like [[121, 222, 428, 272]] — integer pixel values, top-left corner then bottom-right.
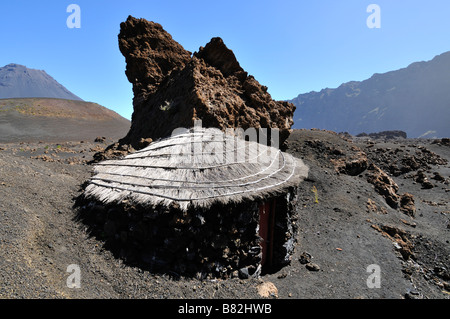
[[0, 63, 82, 101], [0, 98, 130, 142], [290, 51, 450, 138]]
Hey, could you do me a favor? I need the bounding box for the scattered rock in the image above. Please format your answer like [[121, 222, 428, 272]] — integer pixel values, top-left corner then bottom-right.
[[298, 252, 312, 264], [442, 138, 450, 146], [405, 289, 423, 299], [238, 267, 249, 279], [421, 180, 434, 189], [31, 155, 56, 162], [433, 266, 449, 280], [432, 138, 450, 146], [330, 150, 368, 176], [89, 145, 104, 153], [414, 170, 434, 189], [371, 224, 414, 260], [305, 263, 320, 271], [138, 137, 153, 149], [414, 170, 427, 183], [366, 164, 399, 209], [400, 218, 417, 228], [366, 198, 388, 214], [399, 193, 416, 217], [256, 282, 278, 298], [356, 131, 407, 140], [366, 198, 377, 213], [432, 172, 445, 182], [92, 142, 135, 162], [364, 144, 447, 177]]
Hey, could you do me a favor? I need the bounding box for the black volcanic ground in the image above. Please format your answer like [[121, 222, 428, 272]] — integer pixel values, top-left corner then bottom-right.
[[0, 129, 448, 299]]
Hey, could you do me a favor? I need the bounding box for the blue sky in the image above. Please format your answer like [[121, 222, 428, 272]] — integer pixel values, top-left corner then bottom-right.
[[1, 1, 449, 120]]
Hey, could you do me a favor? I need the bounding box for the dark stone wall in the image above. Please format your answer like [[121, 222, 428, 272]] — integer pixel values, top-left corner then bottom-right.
[[75, 190, 299, 279], [271, 187, 299, 271]]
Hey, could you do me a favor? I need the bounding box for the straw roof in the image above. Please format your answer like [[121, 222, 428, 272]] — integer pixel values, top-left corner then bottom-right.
[[84, 127, 309, 211]]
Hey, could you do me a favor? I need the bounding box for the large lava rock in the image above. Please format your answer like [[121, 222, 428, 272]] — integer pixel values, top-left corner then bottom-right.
[[102, 16, 295, 158]]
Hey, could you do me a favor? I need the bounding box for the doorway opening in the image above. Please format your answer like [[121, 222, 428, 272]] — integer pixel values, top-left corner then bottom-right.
[[259, 199, 276, 270]]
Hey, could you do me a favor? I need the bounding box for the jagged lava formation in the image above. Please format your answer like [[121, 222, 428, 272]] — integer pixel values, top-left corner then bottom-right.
[[99, 16, 295, 159]]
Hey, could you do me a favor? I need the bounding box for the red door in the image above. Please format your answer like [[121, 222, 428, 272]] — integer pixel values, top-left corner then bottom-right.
[[259, 200, 276, 266]]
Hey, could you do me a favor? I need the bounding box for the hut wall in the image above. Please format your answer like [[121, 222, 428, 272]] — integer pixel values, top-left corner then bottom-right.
[[272, 187, 299, 269], [78, 188, 299, 279], [80, 199, 262, 279]]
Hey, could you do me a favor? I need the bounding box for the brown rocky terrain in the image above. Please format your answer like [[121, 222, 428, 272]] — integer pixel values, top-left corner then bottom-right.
[[0, 129, 448, 301]]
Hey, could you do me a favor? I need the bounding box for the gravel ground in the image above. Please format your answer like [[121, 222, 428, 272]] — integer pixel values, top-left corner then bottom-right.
[[0, 130, 448, 301]]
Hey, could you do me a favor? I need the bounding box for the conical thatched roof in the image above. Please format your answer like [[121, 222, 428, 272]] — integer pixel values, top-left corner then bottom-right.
[[84, 127, 309, 211]]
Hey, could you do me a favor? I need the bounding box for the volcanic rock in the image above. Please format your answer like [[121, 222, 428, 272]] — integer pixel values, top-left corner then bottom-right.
[[371, 224, 414, 260], [399, 193, 416, 217], [439, 138, 450, 146], [330, 149, 368, 176], [356, 130, 407, 140], [414, 170, 435, 189], [366, 163, 400, 209], [366, 198, 387, 214], [298, 252, 312, 264], [118, 17, 192, 104], [103, 16, 296, 158], [256, 282, 278, 298], [432, 171, 445, 182], [305, 262, 320, 272]]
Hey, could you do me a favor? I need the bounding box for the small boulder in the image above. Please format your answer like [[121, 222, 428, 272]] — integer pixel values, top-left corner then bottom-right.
[[305, 263, 320, 271]]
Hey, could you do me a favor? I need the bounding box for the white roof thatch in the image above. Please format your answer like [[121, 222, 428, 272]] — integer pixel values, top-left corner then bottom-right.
[[84, 127, 309, 211]]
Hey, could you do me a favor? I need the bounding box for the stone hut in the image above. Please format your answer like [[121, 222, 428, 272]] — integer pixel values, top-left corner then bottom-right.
[[78, 127, 308, 279]]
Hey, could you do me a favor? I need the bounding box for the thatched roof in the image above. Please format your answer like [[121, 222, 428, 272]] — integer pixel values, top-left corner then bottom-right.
[[83, 127, 309, 211]]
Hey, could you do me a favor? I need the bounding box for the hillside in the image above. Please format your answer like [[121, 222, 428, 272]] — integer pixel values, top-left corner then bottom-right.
[[290, 51, 450, 138], [0, 64, 82, 101], [0, 98, 130, 142]]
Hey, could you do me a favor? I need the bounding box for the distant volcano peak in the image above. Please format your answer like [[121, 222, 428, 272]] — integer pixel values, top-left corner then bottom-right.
[[0, 63, 83, 101]]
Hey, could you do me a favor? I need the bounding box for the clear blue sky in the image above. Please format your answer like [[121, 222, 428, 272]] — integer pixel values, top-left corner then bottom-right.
[[1, 1, 449, 120]]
